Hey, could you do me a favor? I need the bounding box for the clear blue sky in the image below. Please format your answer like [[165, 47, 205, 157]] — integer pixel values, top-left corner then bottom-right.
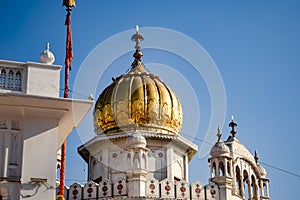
[[1, 1, 300, 199]]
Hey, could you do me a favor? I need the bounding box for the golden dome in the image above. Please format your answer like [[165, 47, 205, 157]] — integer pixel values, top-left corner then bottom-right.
[[93, 58, 182, 135]]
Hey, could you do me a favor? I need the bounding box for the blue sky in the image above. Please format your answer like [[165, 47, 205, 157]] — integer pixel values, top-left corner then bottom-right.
[[1, 1, 300, 199]]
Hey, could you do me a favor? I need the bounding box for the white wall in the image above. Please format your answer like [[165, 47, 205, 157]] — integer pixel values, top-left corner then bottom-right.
[[25, 62, 61, 97], [21, 117, 58, 200]]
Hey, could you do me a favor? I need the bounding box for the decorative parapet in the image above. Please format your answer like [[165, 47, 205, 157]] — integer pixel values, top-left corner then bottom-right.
[[146, 179, 159, 198], [0, 60, 61, 97], [99, 180, 112, 198], [160, 179, 175, 198], [83, 181, 97, 199], [176, 180, 190, 199], [68, 182, 82, 200], [0, 66, 22, 91], [58, 179, 219, 200], [113, 178, 127, 196]]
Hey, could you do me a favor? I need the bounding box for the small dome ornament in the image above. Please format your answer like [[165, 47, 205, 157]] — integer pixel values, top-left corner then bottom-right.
[[131, 25, 144, 60], [39, 42, 55, 64], [217, 126, 222, 141], [126, 131, 147, 148], [210, 127, 230, 157], [254, 150, 267, 177], [228, 115, 238, 137]]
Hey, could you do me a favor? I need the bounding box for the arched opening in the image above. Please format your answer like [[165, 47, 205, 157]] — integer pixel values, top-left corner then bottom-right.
[[258, 180, 262, 196], [133, 151, 140, 168], [15, 71, 22, 91], [235, 166, 242, 196], [251, 175, 257, 199], [243, 170, 250, 200], [0, 69, 6, 89], [8, 70, 14, 89], [263, 182, 267, 197], [212, 162, 217, 177], [227, 161, 231, 176], [141, 153, 146, 169], [219, 161, 225, 176]]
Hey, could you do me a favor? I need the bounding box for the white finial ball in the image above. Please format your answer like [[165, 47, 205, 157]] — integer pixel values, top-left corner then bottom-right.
[[39, 42, 55, 64]]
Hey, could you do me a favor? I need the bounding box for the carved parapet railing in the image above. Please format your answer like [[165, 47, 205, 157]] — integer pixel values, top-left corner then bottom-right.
[[0, 66, 23, 92], [58, 179, 219, 200], [0, 60, 61, 97]]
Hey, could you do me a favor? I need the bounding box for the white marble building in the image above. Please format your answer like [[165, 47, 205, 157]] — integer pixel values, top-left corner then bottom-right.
[[0, 45, 93, 200]]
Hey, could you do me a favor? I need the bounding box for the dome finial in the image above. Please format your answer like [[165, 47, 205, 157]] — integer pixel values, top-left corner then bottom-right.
[[39, 42, 55, 64], [217, 126, 222, 141], [131, 25, 144, 60], [229, 115, 238, 137], [254, 150, 259, 164], [46, 42, 50, 51]]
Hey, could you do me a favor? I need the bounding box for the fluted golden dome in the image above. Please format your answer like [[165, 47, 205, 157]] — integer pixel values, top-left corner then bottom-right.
[[93, 58, 182, 135]]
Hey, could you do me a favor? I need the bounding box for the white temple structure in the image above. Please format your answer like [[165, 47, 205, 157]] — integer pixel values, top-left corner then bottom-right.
[[0, 29, 270, 200], [61, 29, 270, 200]]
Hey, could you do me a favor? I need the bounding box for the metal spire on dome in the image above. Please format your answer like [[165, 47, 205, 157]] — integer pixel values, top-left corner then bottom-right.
[[217, 126, 222, 141], [229, 115, 238, 137], [131, 25, 144, 60]]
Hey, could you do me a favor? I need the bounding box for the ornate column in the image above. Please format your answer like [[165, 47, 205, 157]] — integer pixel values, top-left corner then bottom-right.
[[240, 175, 244, 197], [247, 179, 252, 200], [260, 180, 264, 197]]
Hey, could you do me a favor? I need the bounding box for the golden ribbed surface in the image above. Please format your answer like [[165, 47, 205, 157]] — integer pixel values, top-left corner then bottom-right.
[[94, 60, 182, 134]]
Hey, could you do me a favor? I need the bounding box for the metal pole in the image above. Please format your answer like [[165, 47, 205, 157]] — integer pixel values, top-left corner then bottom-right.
[[60, 2, 74, 195]]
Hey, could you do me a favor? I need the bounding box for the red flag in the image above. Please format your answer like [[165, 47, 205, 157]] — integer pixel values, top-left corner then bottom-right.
[[65, 13, 73, 70]]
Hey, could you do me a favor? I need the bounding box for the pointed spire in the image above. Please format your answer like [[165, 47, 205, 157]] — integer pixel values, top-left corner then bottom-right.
[[254, 150, 259, 164], [131, 25, 144, 60], [228, 115, 238, 137], [217, 126, 222, 141], [46, 42, 50, 51]]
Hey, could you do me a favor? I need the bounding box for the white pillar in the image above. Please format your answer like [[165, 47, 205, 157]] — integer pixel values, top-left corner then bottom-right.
[[216, 159, 219, 177], [247, 180, 251, 200], [102, 148, 109, 180], [184, 155, 188, 182], [240, 176, 244, 197], [260, 180, 264, 197], [166, 148, 173, 181], [224, 158, 227, 176], [145, 152, 148, 170], [265, 181, 269, 197]]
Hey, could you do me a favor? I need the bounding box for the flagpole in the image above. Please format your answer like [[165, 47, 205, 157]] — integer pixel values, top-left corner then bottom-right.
[[60, 0, 75, 197]]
